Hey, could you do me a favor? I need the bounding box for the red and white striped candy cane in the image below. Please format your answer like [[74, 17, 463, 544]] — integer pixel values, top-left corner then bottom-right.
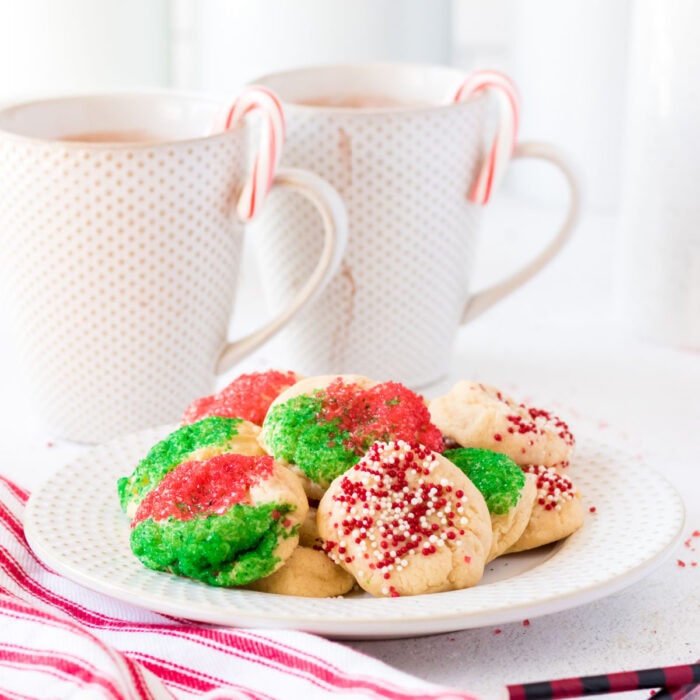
[[453, 70, 520, 205], [215, 86, 286, 221]]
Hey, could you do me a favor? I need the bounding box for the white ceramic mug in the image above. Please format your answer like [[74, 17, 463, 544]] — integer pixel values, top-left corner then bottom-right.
[[0, 92, 347, 443], [247, 63, 580, 387]]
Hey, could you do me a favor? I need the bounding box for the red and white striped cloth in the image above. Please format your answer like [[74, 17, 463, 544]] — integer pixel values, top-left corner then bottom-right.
[[0, 476, 479, 700]]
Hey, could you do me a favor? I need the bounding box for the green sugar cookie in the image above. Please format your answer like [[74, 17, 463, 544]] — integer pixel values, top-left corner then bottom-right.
[[261, 375, 444, 492], [129, 452, 308, 587], [443, 447, 525, 515], [117, 416, 262, 517]]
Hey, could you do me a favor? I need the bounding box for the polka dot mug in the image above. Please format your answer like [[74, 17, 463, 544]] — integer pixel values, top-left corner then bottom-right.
[[247, 63, 580, 388], [0, 92, 347, 444]]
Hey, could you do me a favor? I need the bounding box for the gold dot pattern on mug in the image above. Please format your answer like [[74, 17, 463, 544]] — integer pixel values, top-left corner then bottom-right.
[[250, 99, 486, 386], [0, 133, 245, 443]]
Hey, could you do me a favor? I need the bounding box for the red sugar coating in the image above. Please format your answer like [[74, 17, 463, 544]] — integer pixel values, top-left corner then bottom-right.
[[324, 441, 467, 578], [320, 379, 444, 454], [182, 370, 298, 426], [523, 464, 576, 511], [133, 453, 274, 525]]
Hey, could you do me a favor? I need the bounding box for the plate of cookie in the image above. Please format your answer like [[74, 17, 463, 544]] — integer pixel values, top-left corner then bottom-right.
[[25, 372, 686, 639]]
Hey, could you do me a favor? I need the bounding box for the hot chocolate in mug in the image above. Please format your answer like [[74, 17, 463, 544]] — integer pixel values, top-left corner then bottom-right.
[[247, 63, 580, 387], [0, 91, 347, 443]]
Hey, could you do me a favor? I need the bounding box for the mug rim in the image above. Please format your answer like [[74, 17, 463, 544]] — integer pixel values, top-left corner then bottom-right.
[[0, 88, 240, 149], [250, 61, 477, 114]]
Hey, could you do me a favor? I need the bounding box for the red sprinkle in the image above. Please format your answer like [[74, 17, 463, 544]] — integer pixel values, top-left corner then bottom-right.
[[589, 506, 597, 513], [522, 619, 530, 627], [500, 397, 575, 447], [325, 440, 469, 588], [523, 464, 576, 510], [493, 629, 502, 635], [677, 559, 687, 567], [133, 453, 274, 524]]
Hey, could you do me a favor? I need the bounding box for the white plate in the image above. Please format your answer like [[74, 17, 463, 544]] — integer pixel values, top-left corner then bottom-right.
[[25, 426, 685, 640]]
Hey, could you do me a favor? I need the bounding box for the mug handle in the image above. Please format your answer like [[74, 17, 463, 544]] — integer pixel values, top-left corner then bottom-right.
[[461, 141, 580, 323], [216, 166, 348, 374]]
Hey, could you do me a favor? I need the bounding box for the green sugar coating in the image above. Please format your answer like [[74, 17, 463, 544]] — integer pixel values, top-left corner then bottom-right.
[[443, 447, 525, 515], [130, 501, 296, 587], [263, 394, 359, 488], [117, 416, 244, 513]]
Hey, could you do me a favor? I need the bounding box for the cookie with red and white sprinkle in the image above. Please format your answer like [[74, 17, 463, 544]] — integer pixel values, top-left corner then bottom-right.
[[505, 464, 584, 553], [129, 452, 308, 587], [317, 440, 492, 597], [181, 369, 302, 426], [260, 375, 445, 498], [429, 381, 575, 469]]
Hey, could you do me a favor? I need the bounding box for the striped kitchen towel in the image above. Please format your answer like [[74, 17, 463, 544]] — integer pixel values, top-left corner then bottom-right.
[[0, 475, 476, 700]]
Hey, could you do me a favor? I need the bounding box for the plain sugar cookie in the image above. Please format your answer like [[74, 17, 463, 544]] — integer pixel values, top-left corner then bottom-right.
[[245, 546, 356, 597]]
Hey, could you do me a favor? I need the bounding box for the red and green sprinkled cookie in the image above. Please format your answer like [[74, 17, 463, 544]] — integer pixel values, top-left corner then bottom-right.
[[117, 415, 264, 518], [429, 381, 575, 469], [442, 447, 537, 561], [181, 369, 301, 426], [317, 440, 492, 597], [259, 375, 445, 497], [130, 452, 308, 587]]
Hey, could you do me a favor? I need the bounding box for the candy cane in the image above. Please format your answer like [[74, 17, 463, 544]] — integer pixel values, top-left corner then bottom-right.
[[453, 70, 520, 205], [214, 86, 286, 221]]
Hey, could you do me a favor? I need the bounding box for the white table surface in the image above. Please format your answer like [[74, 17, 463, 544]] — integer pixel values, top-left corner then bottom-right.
[[1, 198, 698, 699]]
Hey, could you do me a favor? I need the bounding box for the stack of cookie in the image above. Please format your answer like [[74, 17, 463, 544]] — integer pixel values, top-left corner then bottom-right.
[[116, 371, 584, 598]]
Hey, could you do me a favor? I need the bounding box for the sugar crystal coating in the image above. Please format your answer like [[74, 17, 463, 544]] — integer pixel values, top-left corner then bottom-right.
[[129, 452, 303, 587], [130, 500, 293, 586], [117, 416, 246, 514], [181, 370, 298, 426], [133, 453, 274, 524], [263, 378, 444, 488], [443, 447, 525, 515]]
